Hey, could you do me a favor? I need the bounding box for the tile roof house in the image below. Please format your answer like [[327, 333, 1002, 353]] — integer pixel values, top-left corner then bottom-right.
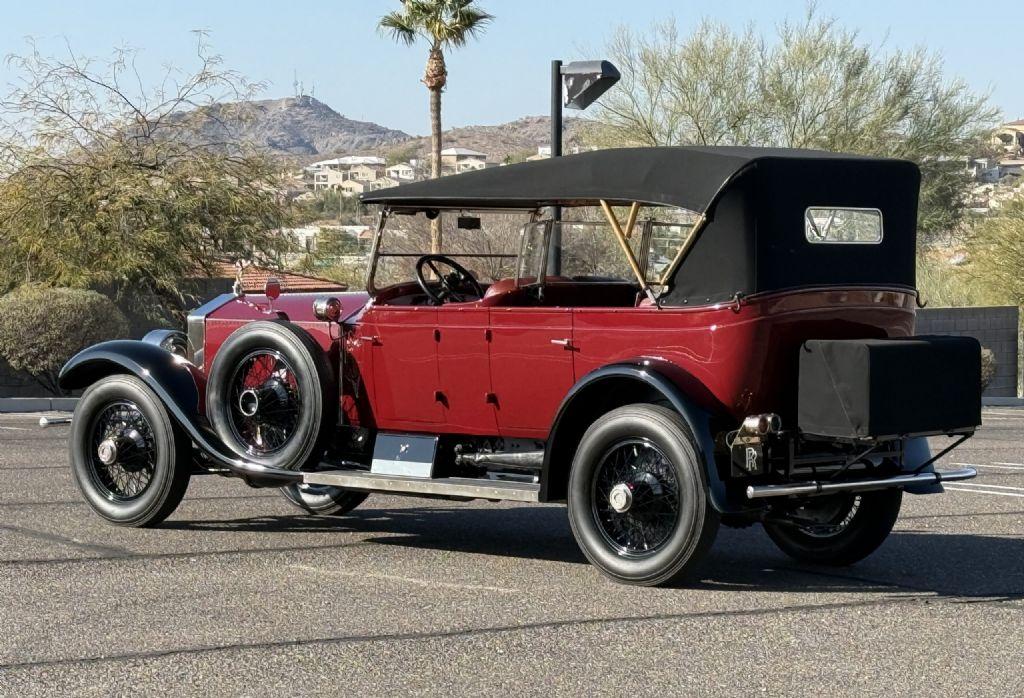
[[203, 262, 348, 293]]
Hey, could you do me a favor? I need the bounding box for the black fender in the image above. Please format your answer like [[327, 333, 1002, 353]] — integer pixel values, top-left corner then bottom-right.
[[541, 359, 733, 513], [59, 340, 299, 487]]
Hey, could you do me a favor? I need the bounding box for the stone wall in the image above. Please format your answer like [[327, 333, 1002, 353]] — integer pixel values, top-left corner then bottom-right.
[[916, 306, 1020, 398]]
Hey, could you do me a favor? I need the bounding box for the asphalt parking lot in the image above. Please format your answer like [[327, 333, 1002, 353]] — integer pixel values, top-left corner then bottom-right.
[[0, 408, 1022, 696]]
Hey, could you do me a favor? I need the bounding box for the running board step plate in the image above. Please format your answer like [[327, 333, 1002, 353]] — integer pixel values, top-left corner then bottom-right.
[[304, 469, 540, 503]]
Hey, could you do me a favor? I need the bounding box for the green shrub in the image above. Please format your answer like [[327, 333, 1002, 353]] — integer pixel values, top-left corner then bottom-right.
[[0, 285, 129, 395], [980, 346, 997, 392]]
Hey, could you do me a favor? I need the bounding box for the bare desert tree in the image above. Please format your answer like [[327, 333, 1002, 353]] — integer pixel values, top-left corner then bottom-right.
[[0, 33, 293, 312], [589, 10, 998, 239]]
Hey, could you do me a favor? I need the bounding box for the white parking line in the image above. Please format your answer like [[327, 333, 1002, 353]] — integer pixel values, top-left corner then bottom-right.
[[291, 564, 520, 594], [983, 410, 1024, 417], [951, 482, 1024, 492], [945, 486, 1024, 499], [953, 462, 1024, 471], [0, 425, 29, 431], [994, 462, 1024, 467]]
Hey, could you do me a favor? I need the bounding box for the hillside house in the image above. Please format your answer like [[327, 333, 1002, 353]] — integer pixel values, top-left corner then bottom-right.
[[441, 147, 489, 174], [386, 162, 416, 180], [992, 120, 1024, 158], [999, 159, 1024, 179], [304, 156, 386, 190], [312, 169, 346, 191], [348, 163, 384, 182], [339, 179, 368, 197], [372, 176, 401, 190]]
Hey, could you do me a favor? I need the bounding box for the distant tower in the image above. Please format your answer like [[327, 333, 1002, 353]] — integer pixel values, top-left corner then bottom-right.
[[293, 70, 300, 98]]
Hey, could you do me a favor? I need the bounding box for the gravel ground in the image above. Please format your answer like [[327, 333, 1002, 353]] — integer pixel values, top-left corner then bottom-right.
[[0, 408, 1022, 696]]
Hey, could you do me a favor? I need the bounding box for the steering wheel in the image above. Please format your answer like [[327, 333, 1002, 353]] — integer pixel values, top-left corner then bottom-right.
[[414, 254, 484, 305]]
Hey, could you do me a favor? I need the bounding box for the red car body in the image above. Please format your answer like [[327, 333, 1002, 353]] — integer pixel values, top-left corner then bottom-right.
[[198, 286, 915, 439]]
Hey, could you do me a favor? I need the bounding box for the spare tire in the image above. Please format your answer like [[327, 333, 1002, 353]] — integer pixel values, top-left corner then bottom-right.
[[206, 320, 334, 472]]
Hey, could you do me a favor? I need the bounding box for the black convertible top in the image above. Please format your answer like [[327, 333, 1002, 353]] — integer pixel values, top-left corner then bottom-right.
[[362, 147, 922, 306], [360, 146, 912, 214]]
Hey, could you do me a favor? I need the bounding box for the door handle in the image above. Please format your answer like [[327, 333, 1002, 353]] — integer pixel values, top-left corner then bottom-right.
[[550, 338, 574, 349]]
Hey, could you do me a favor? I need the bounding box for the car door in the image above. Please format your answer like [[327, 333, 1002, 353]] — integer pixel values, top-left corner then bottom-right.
[[487, 307, 575, 437], [435, 305, 497, 435], [361, 305, 444, 427]]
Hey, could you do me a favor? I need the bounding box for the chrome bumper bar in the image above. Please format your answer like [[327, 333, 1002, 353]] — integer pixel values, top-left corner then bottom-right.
[[745, 467, 977, 500]]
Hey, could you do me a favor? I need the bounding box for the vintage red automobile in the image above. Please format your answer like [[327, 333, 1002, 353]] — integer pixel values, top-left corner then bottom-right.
[[60, 147, 982, 586]]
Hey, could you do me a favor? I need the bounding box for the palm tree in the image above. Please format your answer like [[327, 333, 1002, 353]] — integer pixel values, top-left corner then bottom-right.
[[380, 0, 493, 253]]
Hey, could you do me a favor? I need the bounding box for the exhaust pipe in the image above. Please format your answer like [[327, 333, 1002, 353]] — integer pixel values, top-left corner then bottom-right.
[[745, 467, 977, 499], [454, 450, 543, 471]]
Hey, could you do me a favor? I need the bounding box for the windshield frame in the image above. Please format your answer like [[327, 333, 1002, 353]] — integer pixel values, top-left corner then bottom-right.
[[364, 204, 694, 300]]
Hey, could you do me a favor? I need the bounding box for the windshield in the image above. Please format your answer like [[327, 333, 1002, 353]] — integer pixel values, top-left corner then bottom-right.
[[369, 207, 696, 293], [518, 218, 694, 286], [372, 211, 525, 290]]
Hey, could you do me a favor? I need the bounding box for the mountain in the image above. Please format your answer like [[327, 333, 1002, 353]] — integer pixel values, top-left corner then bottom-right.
[[173, 96, 589, 164], [398, 115, 587, 163], [172, 96, 411, 156]]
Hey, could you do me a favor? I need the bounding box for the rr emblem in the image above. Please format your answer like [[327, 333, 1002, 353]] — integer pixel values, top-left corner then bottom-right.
[[745, 446, 759, 472]]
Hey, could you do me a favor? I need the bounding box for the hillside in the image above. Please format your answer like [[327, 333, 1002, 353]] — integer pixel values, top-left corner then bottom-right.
[[173, 95, 590, 164], [171, 95, 411, 156], [397, 115, 588, 163]]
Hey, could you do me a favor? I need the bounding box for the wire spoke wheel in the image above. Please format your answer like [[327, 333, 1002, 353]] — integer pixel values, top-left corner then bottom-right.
[[792, 495, 862, 538], [227, 350, 302, 456], [763, 488, 902, 566], [86, 400, 157, 501], [591, 438, 681, 558]]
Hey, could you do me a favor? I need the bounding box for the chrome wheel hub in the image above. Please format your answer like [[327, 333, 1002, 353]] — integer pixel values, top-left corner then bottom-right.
[[87, 402, 157, 501], [591, 438, 681, 558], [238, 389, 260, 417], [228, 351, 301, 456], [608, 483, 633, 513], [97, 438, 118, 466]]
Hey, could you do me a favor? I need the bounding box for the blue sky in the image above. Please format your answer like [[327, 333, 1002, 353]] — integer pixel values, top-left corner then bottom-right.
[[0, 1, 1017, 136]]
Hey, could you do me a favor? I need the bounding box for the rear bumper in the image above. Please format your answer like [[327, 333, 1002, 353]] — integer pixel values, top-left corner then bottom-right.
[[745, 466, 977, 499]]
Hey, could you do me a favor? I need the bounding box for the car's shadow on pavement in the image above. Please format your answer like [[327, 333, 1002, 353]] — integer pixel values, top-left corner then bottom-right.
[[163, 503, 1024, 599]]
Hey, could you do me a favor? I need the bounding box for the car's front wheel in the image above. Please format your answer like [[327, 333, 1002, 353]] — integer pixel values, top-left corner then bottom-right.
[[70, 374, 191, 527], [762, 489, 902, 565], [567, 404, 719, 586]]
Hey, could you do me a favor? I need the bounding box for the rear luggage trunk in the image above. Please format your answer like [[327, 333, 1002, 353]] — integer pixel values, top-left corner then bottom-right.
[[797, 336, 982, 440]]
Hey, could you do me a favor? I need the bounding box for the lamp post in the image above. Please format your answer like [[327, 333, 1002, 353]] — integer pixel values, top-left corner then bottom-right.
[[548, 59, 620, 274]]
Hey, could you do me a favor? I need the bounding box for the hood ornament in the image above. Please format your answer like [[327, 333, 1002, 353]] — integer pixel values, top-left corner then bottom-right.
[[232, 260, 252, 297]]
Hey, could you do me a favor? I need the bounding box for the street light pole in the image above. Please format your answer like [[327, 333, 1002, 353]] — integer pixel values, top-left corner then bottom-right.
[[550, 59, 563, 160], [546, 58, 620, 276], [549, 59, 563, 275]]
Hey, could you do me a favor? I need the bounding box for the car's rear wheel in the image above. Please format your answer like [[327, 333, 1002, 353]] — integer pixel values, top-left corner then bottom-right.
[[206, 321, 363, 515], [70, 374, 191, 526], [567, 404, 719, 586], [762, 489, 902, 565]]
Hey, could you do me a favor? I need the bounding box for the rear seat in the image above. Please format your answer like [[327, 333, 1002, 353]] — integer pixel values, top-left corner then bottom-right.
[[482, 278, 639, 308]]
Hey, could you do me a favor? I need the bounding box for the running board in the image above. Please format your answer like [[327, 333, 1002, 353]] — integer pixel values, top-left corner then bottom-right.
[[304, 469, 540, 503], [745, 467, 977, 499]]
